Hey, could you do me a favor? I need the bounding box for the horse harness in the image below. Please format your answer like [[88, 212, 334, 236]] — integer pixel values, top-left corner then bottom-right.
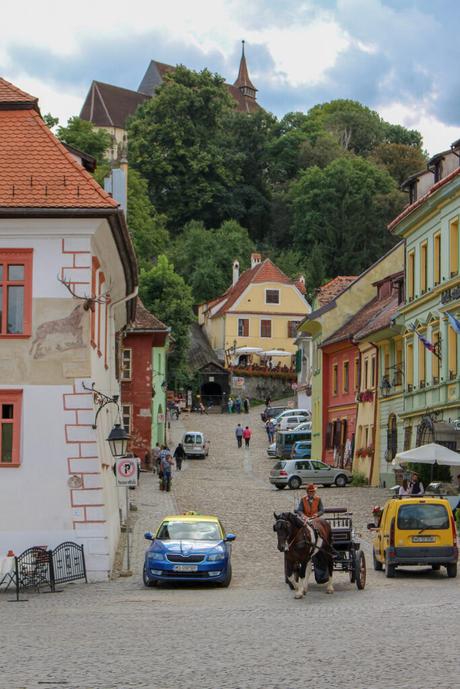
[[287, 519, 330, 559]]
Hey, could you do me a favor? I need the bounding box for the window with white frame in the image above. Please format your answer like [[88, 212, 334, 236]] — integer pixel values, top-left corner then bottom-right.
[[122, 349, 132, 380], [265, 289, 279, 304], [122, 404, 132, 434]]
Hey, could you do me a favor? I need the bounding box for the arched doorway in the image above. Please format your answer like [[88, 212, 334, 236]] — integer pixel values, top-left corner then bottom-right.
[[200, 381, 223, 409]]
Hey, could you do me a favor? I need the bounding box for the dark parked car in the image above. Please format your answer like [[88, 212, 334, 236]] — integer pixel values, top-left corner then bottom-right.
[[261, 406, 287, 422]]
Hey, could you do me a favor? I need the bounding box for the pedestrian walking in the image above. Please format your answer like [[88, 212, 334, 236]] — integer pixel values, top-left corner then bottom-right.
[[152, 443, 161, 473], [268, 419, 276, 443], [243, 397, 250, 413], [265, 396, 271, 407], [160, 453, 174, 492], [174, 443, 185, 471], [242, 425, 252, 448], [228, 397, 234, 414], [235, 423, 244, 448], [235, 397, 241, 413], [265, 419, 272, 443]]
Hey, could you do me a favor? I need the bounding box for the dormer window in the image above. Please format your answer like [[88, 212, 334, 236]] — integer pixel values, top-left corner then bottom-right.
[[434, 159, 443, 183], [409, 181, 417, 204]]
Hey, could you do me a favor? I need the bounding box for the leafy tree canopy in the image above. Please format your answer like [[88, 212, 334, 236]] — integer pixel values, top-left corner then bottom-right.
[[127, 169, 169, 270], [370, 143, 427, 185], [128, 67, 243, 232], [170, 219, 255, 303], [139, 255, 195, 380], [57, 116, 113, 165], [290, 156, 403, 284]]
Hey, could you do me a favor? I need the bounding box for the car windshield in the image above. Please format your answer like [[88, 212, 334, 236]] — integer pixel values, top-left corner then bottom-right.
[[157, 520, 222, 540], [397, 504, 449, 530]]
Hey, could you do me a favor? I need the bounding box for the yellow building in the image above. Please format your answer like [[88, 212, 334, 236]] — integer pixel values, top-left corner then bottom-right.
[[197, 254, 310, 366]]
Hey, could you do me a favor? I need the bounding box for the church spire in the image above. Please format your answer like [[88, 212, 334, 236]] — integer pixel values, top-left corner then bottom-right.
[[234, 40, 257, 100]]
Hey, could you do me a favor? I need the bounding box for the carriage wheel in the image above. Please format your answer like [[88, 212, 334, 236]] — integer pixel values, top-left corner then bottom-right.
[[355, 550, 366, 590]]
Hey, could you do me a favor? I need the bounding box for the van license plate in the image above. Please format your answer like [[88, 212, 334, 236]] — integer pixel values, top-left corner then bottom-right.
[[173, 565, 198, 572], [412, 536, 436, 543]]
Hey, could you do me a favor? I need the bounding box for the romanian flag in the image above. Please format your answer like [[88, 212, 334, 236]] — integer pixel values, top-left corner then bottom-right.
[[410, 325, 437, 354], [446, 311, 460, 335]]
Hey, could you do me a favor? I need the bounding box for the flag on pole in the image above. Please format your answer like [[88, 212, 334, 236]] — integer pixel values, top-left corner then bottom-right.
[[446, 311, 460, 335], [410, 325, 437, 355]]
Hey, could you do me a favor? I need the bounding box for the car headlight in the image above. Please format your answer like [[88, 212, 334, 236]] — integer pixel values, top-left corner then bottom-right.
[[207, 553, 225, 562], [149, 552, 165, 561]]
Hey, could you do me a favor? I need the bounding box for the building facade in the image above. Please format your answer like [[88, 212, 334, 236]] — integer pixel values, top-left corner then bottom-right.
[[198, 254, 310, 371], [0, 78, 137, 579], [390, 142, 460, 454], [120, 299, 169, 463]]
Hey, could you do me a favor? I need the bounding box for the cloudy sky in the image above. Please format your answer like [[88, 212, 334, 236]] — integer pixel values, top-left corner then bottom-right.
[[2, 0, 459, 154]]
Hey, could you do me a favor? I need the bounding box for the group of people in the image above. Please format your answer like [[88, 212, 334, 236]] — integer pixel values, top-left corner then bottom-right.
[[227, 396, 250, 414], [235, 424, 252, 448], [398, 472, 425, 496], [151, 442, 186, 491]]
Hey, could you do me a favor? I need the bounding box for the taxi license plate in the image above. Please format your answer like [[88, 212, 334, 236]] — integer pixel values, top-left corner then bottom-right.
[[173, 565, 198, 572], [412, 536, 436, 543]]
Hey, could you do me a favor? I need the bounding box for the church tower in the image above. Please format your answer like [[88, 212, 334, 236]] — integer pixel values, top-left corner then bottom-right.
[[233, 40, 257, 101]]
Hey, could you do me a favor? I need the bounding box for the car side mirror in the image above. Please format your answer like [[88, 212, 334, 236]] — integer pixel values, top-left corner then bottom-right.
[[225, 533, 236, 542], [144, 531, 155, 540], [367, 523, 376, 530]]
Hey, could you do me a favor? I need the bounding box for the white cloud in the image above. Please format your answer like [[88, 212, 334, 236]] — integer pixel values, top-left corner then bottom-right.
[[3, 71, 84, 124], [253, 20, 350, 86], [378, 102, 460, 157]]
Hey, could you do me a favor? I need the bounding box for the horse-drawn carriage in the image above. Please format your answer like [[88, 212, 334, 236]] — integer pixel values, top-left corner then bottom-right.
[[274, 506, 366, 598], [323, 507, 366, 590]]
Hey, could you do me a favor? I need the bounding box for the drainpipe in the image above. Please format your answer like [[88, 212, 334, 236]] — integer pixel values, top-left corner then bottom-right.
[[368, 343, 379, 486]]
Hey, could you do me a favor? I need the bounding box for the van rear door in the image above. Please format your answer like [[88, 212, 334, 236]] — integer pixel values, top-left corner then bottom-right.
[[396, 502, 450, 548]]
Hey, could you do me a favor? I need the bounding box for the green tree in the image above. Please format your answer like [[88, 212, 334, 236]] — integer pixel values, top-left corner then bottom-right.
[[127, 169, 169, 270], [290, 157, 404, 277], [43, 112, 59, 129], [170, 219, 255, 302], [128, 66, 242, 232], [139, 255, 195, 379], [370, 143, 427, 185], [57, 116, 112, 164]]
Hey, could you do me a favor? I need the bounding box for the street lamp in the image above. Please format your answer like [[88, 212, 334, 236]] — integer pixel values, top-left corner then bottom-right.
[[106, 423, 130, 458]]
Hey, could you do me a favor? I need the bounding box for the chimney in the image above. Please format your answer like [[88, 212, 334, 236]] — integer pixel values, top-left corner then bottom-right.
[[296, 275, 306, 294], [233, 259, 240, 286], [251, 252, 262, 269]]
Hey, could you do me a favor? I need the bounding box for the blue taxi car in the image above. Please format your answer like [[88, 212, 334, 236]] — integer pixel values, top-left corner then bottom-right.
[[143, 512, 235, 587]]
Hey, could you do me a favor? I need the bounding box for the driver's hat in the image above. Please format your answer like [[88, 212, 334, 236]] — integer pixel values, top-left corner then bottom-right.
[[306, 483, 316, 492]]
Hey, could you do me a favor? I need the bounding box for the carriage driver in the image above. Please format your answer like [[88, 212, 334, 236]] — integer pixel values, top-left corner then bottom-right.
[[295, 484, 325, 518]]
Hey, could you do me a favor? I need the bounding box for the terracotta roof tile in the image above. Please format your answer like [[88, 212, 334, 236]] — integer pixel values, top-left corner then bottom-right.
[[316, 276, 357, 307], [0, 77, 37, 105], [354, 296, 400, 340], [322, 292, 396, 347], [129, 298, 168, 331], [0, 91, 118, 208], [211, 258, 295, 318]]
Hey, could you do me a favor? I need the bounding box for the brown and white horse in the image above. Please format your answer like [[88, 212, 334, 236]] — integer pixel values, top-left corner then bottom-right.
[[273, 511, 334, 599]]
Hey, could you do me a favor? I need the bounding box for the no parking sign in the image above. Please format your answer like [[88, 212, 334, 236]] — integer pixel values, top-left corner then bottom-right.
[[115, 457, 138, 487]]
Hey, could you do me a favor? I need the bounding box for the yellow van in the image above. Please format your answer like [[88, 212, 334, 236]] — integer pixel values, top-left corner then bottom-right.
[[369, 496, 458, 578]]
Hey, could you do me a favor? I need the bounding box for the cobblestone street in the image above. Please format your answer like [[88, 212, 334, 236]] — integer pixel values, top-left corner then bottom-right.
[[2, 404, 460, 689]]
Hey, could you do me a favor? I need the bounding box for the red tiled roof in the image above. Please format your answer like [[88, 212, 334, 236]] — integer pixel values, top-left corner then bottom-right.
[[388, 166, 460, 232], [211, 259, 295, 318], [321, 291, 397, 347], [0, 97, 118, 208], [316, 276, 357, 307], [129, 298, 168, 331], [353, 295, 400, 340], [0, 77, 37, 106]]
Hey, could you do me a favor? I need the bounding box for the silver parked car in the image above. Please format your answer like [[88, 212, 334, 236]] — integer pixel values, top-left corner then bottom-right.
[[181, 432, 209, 459], [269, 458, 352, 490]]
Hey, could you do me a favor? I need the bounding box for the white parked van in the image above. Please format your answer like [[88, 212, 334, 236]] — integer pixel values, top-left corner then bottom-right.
[[182, 432, 209, 459]]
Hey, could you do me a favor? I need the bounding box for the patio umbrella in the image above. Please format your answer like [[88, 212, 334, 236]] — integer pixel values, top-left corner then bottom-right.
[[261, 350, 293, 357], [234, 347, 264, 354], [393, 442, 460, 481], [394, 443, 460, 466]]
